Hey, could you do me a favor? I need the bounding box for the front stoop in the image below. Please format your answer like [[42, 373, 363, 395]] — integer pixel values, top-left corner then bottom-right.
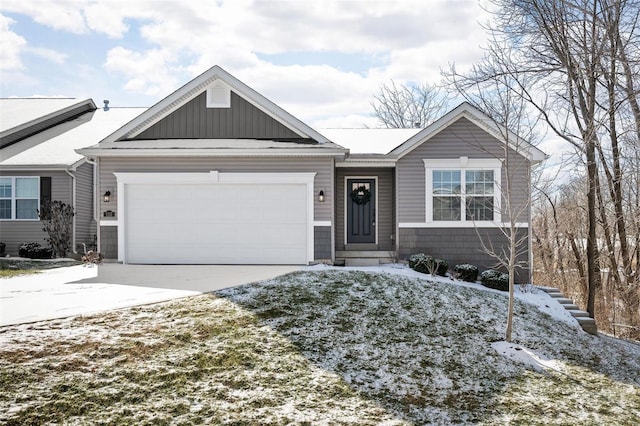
[[538, 286, 598, 335], [336, 250, 396, 267]]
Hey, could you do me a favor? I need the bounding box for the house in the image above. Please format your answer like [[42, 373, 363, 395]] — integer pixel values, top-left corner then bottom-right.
[[78, 65, 546, 281], [0, 98, 146, 256]]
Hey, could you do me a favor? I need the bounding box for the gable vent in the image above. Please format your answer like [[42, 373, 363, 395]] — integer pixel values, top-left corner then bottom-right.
[[206, 80, 231, 108]]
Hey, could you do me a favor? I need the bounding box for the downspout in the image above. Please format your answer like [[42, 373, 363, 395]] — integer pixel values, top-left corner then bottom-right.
[[64, 168, 77, 254], [85, 158, 99, 253]]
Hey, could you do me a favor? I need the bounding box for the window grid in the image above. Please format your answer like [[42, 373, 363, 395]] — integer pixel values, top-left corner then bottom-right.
[[432, 169, 495, 222], [0, 177, 39, 220]]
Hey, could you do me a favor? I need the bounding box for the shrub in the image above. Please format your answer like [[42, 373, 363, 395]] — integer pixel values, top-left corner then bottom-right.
[[39, 200, 74, 258], [18, 242, 53, 259], [408, 253, 448, 276], [454, 264, 479, 282], [480, 269, 509, 291]]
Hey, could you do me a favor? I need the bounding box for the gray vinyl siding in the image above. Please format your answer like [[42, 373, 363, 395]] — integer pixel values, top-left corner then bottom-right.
[[100, 226, 117, 259], [397, 117, 530, 223], [314, 226, 331, 260], [99, 156, 332, 221], [134, 91, 301, 140], [336, 168, 394, 251], [74, 162, 96, 250], [0, 171, 70, 255], [398, 227, 530, 283], [98, 156, 333, 259]]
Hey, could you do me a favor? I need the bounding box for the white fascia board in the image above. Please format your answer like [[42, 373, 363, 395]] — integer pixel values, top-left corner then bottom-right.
[[336, 158, 397, 168], [77, 148, 347, 157]]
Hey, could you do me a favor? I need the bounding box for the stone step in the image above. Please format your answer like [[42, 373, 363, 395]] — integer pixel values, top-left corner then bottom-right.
[[568, 310, 590, 318], [561, 304, 581, 311], [345, 258, 380, 266], [538, 286, 561, 293], [556, 297, 575, 304], [547, 292, 565, 298], [336, 250, 395, 258]]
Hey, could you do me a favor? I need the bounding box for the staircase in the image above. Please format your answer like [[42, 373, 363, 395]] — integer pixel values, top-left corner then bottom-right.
[[335, 250, 396, 266], [538, 286, 598, 335]]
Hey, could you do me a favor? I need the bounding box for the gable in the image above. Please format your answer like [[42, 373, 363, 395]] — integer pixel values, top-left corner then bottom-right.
[[133, 91, 301, 140], [407, 117, 512, 159]]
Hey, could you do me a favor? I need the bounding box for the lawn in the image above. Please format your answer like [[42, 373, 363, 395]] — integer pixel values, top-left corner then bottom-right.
[[1, 269, 639, 425], [0, 258, 81, 278]]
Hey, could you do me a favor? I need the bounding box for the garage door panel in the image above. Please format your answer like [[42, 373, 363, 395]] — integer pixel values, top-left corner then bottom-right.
[[124, 182, 309, 264]]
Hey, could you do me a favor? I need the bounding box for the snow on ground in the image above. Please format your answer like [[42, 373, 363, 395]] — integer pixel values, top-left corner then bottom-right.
[[1, 266, 639, 424], [0, 265, 200, 326]]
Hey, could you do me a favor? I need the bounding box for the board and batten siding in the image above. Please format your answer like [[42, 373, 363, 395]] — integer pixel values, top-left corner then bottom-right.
[[134, 91, 301, 140], [74, 162, 96, 250], [396, 117, 531, 223], [336, 168, 395, 251], [0, 170, 71, 255]]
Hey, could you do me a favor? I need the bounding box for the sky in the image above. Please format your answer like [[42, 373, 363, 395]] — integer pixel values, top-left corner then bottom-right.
[[0, 0, 493, 129]]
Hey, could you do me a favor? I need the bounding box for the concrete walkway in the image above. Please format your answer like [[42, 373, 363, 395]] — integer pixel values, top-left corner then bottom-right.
[[0, 264, 302, 327]]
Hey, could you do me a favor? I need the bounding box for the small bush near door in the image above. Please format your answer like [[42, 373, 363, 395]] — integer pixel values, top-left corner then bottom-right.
[[453, 264, 479, 282], [480, 269, 509, 291], [18, 242, 53, 259], [408, 253, 448, 276]]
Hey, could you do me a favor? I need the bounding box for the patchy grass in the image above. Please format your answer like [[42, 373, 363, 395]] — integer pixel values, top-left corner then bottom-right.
[[1, 270, 639, 424], [0, 258, 80, 278]]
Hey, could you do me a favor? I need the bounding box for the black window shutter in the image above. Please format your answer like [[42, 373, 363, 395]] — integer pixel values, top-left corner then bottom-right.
[[40, 177, 51, 219]]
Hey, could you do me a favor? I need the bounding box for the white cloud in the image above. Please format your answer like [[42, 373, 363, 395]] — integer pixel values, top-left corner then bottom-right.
[[0, 14, 26, 70], [26, 47, 67, 64], [1, 0, 88, 34], [2, 0, 491, 126]]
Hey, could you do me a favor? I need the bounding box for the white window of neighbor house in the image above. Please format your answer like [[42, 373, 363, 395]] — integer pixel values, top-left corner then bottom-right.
[[0, 177, 40, 220], [425, 158, 501, 225]]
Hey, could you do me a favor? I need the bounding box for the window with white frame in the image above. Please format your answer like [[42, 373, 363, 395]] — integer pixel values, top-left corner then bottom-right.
[[0, 177, 40, 220], [425, 158, 501, 224]]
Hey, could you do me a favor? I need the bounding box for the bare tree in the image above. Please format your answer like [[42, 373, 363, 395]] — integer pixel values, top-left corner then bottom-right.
[[371, 80, 448, 128], [445, 66, 543, 342]]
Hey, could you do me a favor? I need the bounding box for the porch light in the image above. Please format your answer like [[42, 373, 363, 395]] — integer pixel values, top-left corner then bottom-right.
[[103, 190, 111, 203], [318, 190, 325, 202]]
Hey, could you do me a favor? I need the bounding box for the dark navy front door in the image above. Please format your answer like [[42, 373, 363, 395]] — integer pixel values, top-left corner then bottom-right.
[[346, 178, 376, 244]]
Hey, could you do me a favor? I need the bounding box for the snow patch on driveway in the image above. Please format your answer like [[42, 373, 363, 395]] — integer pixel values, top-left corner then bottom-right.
[[0, 265, 200, 326]]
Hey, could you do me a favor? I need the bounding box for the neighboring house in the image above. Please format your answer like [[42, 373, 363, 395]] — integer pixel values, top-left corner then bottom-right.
[[78, 65, 546, 281], [0, 98, 146, 256]]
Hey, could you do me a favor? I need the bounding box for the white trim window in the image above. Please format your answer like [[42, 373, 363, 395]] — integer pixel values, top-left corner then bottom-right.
[[424, 158, 501, 225], [0, 177, 40, 220]]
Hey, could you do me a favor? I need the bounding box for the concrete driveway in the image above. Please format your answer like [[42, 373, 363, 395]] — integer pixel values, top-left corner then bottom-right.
[[0, 263, 303, 327]]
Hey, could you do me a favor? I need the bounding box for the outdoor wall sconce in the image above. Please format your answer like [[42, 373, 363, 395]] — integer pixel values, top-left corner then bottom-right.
[[103, 190, 111, 203], [318, 190, 325, 202]]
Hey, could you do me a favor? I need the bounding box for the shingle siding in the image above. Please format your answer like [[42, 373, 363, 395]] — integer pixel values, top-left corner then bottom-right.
[[398, 227, 530, 283], [134, 91, 301, 140], [314, 226, 331, 260]]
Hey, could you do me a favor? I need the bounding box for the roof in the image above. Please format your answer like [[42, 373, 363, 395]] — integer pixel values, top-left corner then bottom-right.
[[390, 102, 548, 163], [1, 107, 147, 168], [0, 98, 97, 150], [0, 98, 84, 133], [98, 65, 336, 147], [318, 128, 421, 154]]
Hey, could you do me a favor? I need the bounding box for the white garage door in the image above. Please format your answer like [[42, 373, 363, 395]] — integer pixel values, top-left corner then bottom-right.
[[123, 181, 309, 264]]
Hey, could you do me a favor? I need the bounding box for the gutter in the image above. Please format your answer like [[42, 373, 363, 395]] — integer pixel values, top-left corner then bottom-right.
[[63, 168, 77, 254], [85, 157, 99, 253]]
